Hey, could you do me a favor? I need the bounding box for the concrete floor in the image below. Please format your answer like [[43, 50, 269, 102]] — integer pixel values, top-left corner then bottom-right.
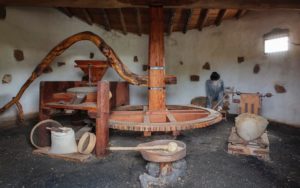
[[0, 116, 299, 188]]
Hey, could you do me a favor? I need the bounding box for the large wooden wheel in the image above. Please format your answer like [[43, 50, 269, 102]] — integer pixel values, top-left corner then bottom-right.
[[109, 105, 222, 132]]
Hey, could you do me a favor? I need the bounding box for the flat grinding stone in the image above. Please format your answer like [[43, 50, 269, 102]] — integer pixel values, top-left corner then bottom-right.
[[66, 87, 97, 94]]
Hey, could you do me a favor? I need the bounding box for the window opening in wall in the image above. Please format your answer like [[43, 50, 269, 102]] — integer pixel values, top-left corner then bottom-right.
[[263, 28, 289, 54]]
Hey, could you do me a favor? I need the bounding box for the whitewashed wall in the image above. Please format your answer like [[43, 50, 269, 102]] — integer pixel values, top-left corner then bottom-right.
[[0, 8, 299, 126]]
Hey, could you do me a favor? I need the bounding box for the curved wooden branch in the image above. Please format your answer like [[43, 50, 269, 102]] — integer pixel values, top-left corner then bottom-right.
[[0, 31, 149, 115], [15, 101, 24, 123]]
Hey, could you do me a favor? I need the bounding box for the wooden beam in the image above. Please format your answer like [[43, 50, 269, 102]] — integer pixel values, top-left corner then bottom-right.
[[148, 6, 166, 111], [136, 8, 142, 36], [215, 9, 226, 26], [0, 6, 6, 19], [100, 9, 111, 31], [95, 81, 109, 157], [197, 8, 208, 31], [182, 9, 192, 34], [82, 8, 93, 25], [235, 9, 247, 19], [1, 0, 300, 10], [118, 8, 127, 35], [167, 9, 175, 36], [57, 7, 72, 17]]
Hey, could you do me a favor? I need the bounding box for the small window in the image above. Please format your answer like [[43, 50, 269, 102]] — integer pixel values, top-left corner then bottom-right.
[[264, 36, 289, 53], [263, 28, 289, 54]]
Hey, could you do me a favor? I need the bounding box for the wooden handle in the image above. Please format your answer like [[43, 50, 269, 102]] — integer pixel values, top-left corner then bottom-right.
[[108, 145, 168, 151]]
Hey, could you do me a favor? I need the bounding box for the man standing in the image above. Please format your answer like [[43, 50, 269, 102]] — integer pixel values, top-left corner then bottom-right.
[[206, 72, 224, 109]]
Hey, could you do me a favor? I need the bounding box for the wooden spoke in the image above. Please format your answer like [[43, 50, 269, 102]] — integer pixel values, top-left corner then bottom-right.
[[143, 106, 150, 124], [166, 110, 177, 122]]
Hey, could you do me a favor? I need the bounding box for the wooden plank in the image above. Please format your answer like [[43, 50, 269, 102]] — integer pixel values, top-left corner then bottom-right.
[[118, 8, 127, 35], [2, 0, 300, 10], [197, 8, 208, 31], [57, 7, 72, 17], [101, 8, 111, 31], [148, 6, 166, 111], [95, 81, 110, 157], [45, 102, 97, 111], [182, 9, 192, 34], [136, 8, 142, 36], [82, 8, 93, 25], [235, 9, 247, 19], [215, 9, 226, 26], [0, 6, 5, 19], [167, 9, 175, 35], [33, 147, 93, 162]]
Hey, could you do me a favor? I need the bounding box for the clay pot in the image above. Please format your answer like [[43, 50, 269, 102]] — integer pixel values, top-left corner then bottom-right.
[[235, 113, 268, 141]]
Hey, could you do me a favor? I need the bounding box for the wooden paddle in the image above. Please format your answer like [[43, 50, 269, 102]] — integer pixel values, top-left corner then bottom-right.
[[108, 142, 178, 152]]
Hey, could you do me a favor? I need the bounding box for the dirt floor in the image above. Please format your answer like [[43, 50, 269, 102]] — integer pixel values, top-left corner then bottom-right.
[[0, 116, 299, 188]]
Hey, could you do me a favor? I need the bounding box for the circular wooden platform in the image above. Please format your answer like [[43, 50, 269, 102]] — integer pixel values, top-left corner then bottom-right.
[[109, 105, 222, 132]]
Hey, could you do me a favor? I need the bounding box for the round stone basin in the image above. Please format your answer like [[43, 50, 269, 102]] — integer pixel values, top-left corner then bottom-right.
[[138, 140, 186, 163]]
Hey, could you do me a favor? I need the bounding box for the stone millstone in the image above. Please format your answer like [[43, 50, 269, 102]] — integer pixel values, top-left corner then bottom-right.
[[235, 113, 268, 141], [67, 87, 97, 94]]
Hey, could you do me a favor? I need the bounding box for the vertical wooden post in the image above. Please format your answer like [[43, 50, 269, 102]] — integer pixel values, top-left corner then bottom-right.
[[95, 81, 110, 157], [148, 6, 166, 111]]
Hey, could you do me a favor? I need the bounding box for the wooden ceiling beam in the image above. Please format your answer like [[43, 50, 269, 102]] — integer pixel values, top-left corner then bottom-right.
[[182, 9, 192, 34], [135, 8, 142, 36], [82, 8, 93, 25], [118, 8, 127, 35], [215, 9, 226, 26], [0, 6, 6, 19], [197, 8, 208, 31], [1, 0, 300, 10], [167, 9, 175, 36], [101, 9, 111, 31], [235, 9, 247, 19], [57, 7, 73, 17]]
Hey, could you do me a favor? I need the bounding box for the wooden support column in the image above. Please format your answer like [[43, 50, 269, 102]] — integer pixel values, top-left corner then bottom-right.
[[148, 6, 166, 111], [95, 81, 110, 157]]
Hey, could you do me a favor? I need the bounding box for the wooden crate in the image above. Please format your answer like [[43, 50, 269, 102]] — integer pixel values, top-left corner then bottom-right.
[[227, 127, 270, 160]]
